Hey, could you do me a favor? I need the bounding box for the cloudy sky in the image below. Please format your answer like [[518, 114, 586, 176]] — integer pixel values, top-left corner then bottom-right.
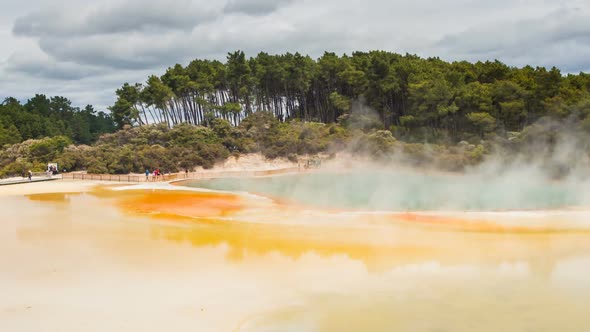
[[1, 0, 589, 110]]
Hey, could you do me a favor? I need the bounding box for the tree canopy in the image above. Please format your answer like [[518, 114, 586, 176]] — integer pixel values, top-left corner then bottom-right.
[[0, 95, 115, 146], [110, 51, 590, 143]]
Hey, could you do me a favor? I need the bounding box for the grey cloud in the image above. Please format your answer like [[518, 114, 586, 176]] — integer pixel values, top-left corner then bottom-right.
[[434, 7, 590, 71], [0, 65, 155, 110], [13, 0, 219, 37], [37, 32, 195, 70], [223, 0, 294, 15], [6, 59, 101, 81], [13, 9, 76, 37], [2, 47, 107, 81], [30, 7, 320, 71], [11, 0, 224, 72], [85, 0, 215, 34]]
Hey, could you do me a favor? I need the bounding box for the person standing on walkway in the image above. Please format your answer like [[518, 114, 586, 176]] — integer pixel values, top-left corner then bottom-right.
[[28, 170, 32, 181], [145, 169, 150, 181]]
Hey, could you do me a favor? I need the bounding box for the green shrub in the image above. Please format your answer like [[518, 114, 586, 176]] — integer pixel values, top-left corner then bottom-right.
[[29, 136, 72, 162]]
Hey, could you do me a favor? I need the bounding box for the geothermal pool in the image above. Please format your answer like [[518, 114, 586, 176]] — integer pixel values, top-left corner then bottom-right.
[[2, 172, 590, 331], [185, 170, 588, 211]]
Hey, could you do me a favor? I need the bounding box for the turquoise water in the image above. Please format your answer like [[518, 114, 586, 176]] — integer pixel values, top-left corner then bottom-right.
[[183, 171, 581, 211]]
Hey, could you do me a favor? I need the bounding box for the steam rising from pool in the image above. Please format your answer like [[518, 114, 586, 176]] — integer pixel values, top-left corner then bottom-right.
[[183, 169, 590, 211]]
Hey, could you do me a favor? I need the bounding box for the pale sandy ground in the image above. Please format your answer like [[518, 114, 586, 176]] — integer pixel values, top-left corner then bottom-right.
[[0, 180, 109, 196], [208, 153, 299, 171], [213, 152, 461, 176]]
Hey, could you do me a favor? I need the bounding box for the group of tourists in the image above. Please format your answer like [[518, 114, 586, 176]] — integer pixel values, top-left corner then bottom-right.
[[46, 164, 59, 177], [145, 168, 163, 181]]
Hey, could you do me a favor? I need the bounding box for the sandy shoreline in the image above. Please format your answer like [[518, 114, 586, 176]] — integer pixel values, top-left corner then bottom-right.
[[0, 151, 472, 197], [0, 154, 299, 196], [0, 179, 122, 196]]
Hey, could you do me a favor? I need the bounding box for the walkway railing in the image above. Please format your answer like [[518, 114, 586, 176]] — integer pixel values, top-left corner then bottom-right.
[[61, 167, 301, 183], [62, 173, 151, 182]]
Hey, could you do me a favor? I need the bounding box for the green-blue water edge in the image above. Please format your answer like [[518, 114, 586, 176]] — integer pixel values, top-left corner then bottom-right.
[[183, 171, 581, 211]]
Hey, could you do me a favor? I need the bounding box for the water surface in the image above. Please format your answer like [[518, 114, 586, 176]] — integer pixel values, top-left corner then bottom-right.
[[184, 170, 581, 211], [1, 182, 590, 331]]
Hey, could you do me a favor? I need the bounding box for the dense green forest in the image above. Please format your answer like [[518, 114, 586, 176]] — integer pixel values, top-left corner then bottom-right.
[[110, 50, 590, 143], [2, 50, 590, 177], [0, 95, 116, 146]]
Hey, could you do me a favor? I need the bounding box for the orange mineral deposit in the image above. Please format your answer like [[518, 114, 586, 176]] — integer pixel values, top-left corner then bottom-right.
[[118, 190, 246, 220]]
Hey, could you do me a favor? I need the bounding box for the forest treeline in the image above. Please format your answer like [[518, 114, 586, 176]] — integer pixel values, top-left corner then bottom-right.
[[110, 50, 590, 142], [0, 95, 115, 146], [2, 50, 590, 177]]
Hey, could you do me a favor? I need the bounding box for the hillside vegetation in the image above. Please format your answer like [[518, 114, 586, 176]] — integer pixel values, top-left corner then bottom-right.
[[2, 50, 590, 177], [109, 50, 590, 143]]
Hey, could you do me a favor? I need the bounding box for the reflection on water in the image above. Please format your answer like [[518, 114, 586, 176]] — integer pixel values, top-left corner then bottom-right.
[[0, 186, 589, 331], [25, 192, 82, 203]]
